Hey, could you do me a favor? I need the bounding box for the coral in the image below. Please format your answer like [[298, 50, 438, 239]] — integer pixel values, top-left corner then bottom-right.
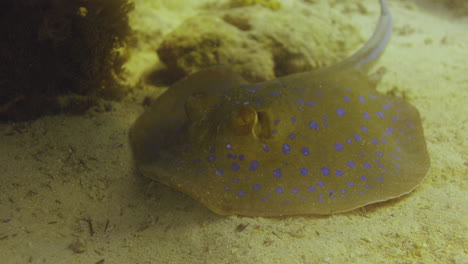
[[156, 16, 274, 84], [0, 0, 133, 121], [231, 0, 283, 11], [155, 5, 360, 85], [444, 0, 468, 16]]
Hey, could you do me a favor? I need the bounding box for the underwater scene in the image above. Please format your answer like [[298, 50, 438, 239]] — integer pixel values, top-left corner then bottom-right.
[[0, 0, 466, 263]]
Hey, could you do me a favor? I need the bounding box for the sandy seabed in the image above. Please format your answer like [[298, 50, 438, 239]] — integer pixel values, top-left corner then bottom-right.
[[0, 0, 467, 263]]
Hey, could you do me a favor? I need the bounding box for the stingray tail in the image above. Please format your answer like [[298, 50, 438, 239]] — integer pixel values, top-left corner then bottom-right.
[[328, 0, 393, 73]]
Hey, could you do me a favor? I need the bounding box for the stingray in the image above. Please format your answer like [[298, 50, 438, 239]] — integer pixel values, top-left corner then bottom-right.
[[129, 0, 430, 216]]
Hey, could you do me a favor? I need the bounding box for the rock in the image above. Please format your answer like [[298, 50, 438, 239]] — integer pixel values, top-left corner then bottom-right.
[[157, 15, 273, 83], [156, 4, 361, 83], [68, 237, 87, 253]]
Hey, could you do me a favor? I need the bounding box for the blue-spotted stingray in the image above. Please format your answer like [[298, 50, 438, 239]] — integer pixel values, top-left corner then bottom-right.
[[129, 0, 430, 216]]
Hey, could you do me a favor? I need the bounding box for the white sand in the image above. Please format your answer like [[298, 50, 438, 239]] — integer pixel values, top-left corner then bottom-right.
[[0, 0, 467, 263]]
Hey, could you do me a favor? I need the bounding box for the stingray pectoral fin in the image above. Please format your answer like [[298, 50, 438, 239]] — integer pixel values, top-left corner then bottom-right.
[[129, 66, 248, 165], [169, 66, 248, 95]]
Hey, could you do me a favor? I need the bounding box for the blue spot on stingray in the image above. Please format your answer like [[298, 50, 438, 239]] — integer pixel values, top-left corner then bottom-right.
[[301, 147, 310, 156], [208, 155, 216, 162], [282, 144, 291, 154], [347, 182, 355, 187], [308, 186, 316, 192], [359, 95, 366, 103], [309, 121, 319, 130], [274, 120, 280, 126], [363, 162, 371, 169], [335, 170, 343, 176], [336, 108, 346, 116], [354, 134, 362, 141], [317, 181, 325, 187], [363, 112, 370, 120], [238, 155, 245, 161], [300, 168, 309, 176], [344, 95, 350, 102], [347, 160, 356, 168], [216, 169, 223, 176], [307, 101, 315, 107], [276, 187, 284, 194], [262, 144, 269, 152], [252, 184, 261, 190], [360, 175, 367, 180], [292, 188, 299, 194], [273, 169, 282, 178], [334, 142, 344, 151], [298, 99, 305, 105], [321, 167, 330, 176], [250, 160, 259, 170], [361, 126, 368, 132], [232, 163, 240, 171], [238, 191, 245, 196], [290, 117, 296, 124], [289, 133, 296, 140]]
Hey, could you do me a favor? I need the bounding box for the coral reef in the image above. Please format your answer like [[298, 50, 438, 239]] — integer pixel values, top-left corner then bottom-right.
[[444, 0, 468, 16], [155, 4, 360, 84], [0, 0, 133, 121], [231, 0, 283, 11], [156, 15, 273, 83]]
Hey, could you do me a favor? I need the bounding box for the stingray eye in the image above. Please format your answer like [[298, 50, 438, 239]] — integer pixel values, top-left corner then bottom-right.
[[255, 111, 272, 139], [232, 106, 257, 135], [232, 107, 272, 139]]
